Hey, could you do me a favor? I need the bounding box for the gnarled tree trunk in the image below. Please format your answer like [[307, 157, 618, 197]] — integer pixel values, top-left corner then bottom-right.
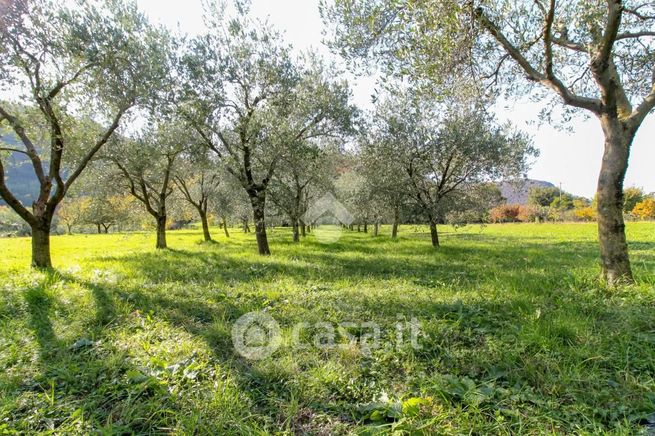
[[429, 221, 439, 248], [392, 206, 400, 238], [222, 216, 230, 238], [31, 220, 52, 268], [250, 194, 270, 255], [199, 208, 212, 242], [596, 116, 635, 284], [292, 218, 300, 242], [156, 215, 167, 249]]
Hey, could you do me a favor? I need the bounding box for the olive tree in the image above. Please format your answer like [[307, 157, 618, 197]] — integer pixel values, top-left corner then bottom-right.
[[73, 162, 136, 233], [372, 96, 535, 246], [56, 196, 90, 234], [83, 194, 133, 234], [323, 0, 655, 283], [180, 12, 354, 255], [269, 141, 340, 242], [335, 162, 375, 233], [211, 173, 247, 238], [359, 126, 410, 238], [174, 150, 222, 242], [0, 0, 168, 267], [107, 122, 187, 249]]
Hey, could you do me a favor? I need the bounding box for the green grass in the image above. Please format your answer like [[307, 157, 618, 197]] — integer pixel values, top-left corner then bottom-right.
[[0, 222, 654, 434]]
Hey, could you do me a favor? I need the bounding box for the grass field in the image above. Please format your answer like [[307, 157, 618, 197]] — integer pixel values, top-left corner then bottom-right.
[[0, 222, 654, 434]]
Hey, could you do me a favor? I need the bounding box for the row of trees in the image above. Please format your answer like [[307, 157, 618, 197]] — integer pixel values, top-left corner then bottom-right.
[[0, 1, 357, 262], [1, 0, 653, 285], [0, 0, 535, 264], [5, 178, 652, 238]]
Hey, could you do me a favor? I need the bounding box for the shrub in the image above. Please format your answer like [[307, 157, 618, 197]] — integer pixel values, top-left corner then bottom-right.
[[517, 205, 548, 222], [633, 198, 655, 219], [574, 206, 596, 221], [489, 204, 520, 223], [623, 187, 645, 213]]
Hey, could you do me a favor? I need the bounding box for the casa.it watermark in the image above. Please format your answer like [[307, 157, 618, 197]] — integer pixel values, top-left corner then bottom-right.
[[302, 192, 354, 244], [231, 311, 422, 360]]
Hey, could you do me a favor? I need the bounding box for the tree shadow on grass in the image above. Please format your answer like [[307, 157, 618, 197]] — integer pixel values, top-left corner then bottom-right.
[[24, 281, 60, 362], [55, 268, 655, 433], [57, 232, 654, 431], [91, 238, 609, 289], [9, 228, 655, 433], [9, 271, 204, 434]]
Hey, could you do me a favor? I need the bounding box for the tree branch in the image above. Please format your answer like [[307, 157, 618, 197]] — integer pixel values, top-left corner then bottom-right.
[[475, 7, 602, 114], [595, 0, 622, 64], [0, 157, 36, 224], [616, 30, 655, 40], [0, 105, 47, 185], [46, 61, 98, 100], [624, 4, 655, 20], [629, 85, 655, 128], [0, 147, 29, 155], [62, 105, 131, 192], [551, 36, 587, 52]]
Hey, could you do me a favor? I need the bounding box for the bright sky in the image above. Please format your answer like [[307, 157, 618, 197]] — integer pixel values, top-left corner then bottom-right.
[[136, 0, 654, 199]]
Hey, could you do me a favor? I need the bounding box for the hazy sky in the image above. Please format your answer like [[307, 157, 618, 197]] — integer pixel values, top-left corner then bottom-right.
[[136, 0, 654, 198]]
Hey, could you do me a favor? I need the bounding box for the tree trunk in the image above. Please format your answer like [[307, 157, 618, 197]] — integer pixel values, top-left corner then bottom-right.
[[31, 221, 52, 268], [300, 220, 306, 237], [292, 219, 300, 243], [97, 223, 102, 234], [392, 207, 399, 238], [156, 215, 167, 249], [102, 223, 111, 234], [251, 195, 271, 255], [373, 221, 379, 237], [596, 117, 634, 284], [363, 222, 368, 233], [66, 224, 72, 235], [199, 208, 212, 242], [429, 221, 440, 247], [357, 224, 361, 232], [222, 216, 230, 238]]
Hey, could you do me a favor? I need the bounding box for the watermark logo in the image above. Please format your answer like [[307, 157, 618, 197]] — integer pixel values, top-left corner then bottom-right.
[[302, 192, 354, 244], [231, 312, 422, 360], [231, 311, 282, 360]]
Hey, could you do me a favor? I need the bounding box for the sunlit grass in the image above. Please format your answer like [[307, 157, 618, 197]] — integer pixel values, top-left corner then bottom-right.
[[0, 222, 654, 433]]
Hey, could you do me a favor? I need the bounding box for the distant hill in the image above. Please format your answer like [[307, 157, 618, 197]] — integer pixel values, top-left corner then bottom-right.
[[497, 179, 556, 205], [0, 135, 41, 207]]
